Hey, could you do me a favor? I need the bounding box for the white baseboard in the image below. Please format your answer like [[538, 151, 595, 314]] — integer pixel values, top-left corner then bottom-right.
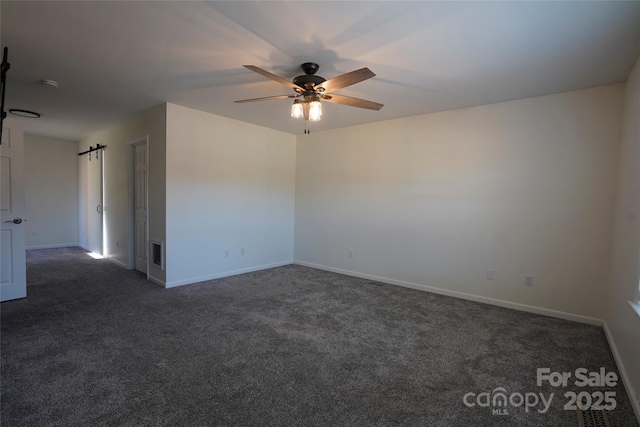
[[165, 260, 294, 288], [299, 260, 638, 421], [293, 260, 603, 326], [78, 244, 90, 251], [147, 274, 166, 288], [106, 256, 129, 270], [603, 321, 640, 423], [27, 243, 78, 250]]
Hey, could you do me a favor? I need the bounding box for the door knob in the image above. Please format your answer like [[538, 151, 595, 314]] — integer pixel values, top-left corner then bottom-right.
[[4, 218, 23, 224]]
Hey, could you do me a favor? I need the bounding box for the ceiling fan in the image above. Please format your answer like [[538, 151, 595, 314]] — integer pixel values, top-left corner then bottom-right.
[[235, 63, 383, 130]]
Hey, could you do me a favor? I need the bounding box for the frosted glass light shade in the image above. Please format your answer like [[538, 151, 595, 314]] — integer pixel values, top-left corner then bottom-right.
[[309, 100, 322, 122], [291, 101, 304, 118]]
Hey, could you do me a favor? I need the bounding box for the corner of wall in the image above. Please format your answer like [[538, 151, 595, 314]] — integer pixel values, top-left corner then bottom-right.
[[603, 54, 640, 423]]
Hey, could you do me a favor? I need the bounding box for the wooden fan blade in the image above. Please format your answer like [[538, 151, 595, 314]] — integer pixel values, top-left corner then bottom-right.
[[316, 68, 376, 93], [321, 94, 383, 110], [234, 94, 298, 103], [243, 65, 302, 90]]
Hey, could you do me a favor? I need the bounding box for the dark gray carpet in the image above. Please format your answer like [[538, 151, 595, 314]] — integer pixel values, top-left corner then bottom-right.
[[1, 247, 637, 426]]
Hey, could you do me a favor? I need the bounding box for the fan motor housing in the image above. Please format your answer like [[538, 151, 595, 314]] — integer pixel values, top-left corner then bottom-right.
[[293, 62, 325, 88], [293, 74, 326, 88]]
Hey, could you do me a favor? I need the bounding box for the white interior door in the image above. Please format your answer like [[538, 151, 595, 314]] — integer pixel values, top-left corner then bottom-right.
[[1, 118, 27, 302], [134, 143, 147, 273], [87, 150, 103, 255]]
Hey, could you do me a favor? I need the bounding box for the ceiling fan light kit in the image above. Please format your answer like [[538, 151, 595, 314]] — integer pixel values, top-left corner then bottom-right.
[[236, 62, 383, 133]]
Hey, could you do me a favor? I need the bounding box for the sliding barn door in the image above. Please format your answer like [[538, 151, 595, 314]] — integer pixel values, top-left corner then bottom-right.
[[88, 152, 103, 255], [79, 148, 103, 256]]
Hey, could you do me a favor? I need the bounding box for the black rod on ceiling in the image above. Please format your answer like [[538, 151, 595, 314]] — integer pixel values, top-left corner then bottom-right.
[[0, 47, 10, 145], [78, 143, 106, 157]]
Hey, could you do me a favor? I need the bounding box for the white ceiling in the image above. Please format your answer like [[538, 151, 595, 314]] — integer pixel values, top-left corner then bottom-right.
[[2, 1, 640, 141]]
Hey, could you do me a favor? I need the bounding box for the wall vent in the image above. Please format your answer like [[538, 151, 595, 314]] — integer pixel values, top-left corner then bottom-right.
[[151, 240, 164, 270]]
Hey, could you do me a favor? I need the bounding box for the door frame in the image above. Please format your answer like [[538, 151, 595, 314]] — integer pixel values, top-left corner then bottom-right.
[[127, 136, 149, 275]]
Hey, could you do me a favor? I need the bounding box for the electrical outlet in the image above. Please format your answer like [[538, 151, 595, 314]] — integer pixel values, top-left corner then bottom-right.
[[349, 249, 353, 258], [486, 269, 494, 280], [241, 248, 245, 256], [224, 250, 229, 258], [525, 275, 533, 286]]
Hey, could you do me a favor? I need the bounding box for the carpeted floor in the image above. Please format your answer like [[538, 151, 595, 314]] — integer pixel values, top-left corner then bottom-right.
[[1, 247, 637, 426]]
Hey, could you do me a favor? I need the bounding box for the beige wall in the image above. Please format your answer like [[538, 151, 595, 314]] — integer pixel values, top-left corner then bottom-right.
[[605, 56, 640, 414], [77, 102, 296, 288], [37, 77, 640, 414], [24, 134, 79, 249], [295, 84, 623, 321], [165, 104, 296, 287], [79, 104, 166, 283]]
